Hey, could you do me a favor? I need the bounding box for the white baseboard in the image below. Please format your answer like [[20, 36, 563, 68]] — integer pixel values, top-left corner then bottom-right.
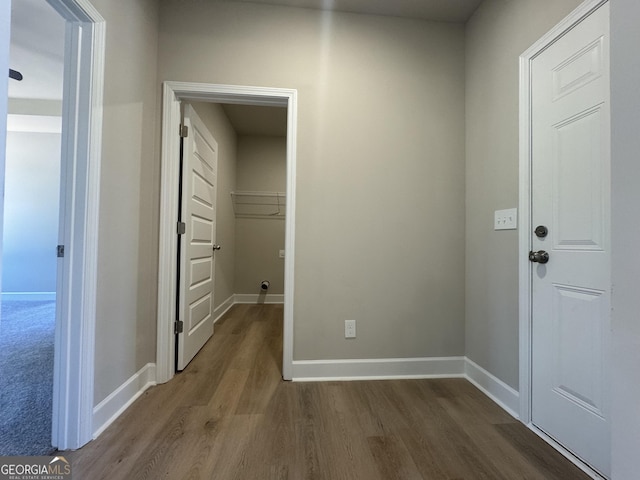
[[2, 292, 56, 301], [292, 356, 466, 381], [234, 293, 284, 304], [213, 294, 235, 323], [93, 354, 520, 451], [93, 363, 156, 438], [291, 356, 520, 420], [464, 358, 520, 419]]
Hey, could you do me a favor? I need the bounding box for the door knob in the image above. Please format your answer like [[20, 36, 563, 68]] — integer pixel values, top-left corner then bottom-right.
[[213, 244, 221, 251], [529, 250, 549, 264]]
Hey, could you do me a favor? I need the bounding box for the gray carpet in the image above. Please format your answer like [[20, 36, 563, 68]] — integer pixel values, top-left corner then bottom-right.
[[0, 300, 56, 456]]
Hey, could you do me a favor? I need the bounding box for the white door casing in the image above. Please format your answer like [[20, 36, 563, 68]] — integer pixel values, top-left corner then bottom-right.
[[520, 1, 610, 477], [177, 105, 218, 371], [50, 0, 105, 450], [156, 82, 297, 384]]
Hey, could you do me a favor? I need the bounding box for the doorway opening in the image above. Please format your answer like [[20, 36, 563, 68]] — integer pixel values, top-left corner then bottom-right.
[[175, 101, 288, 372], [1, 0, 63, 456], [0, 0, 105, 452], [157, 82, 297, 384]]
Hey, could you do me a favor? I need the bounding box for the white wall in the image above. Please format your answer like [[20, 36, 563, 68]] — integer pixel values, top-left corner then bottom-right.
[[464, 0, 583, 389], [610, 0, 640, 476], [2, 128, 60, 294], [159, 1, 466, 361], [234, 135, 286, 295]]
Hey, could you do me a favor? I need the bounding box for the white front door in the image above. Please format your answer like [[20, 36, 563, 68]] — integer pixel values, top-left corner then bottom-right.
[[530, 3, 610, 476], [177, 104, 219, 371]]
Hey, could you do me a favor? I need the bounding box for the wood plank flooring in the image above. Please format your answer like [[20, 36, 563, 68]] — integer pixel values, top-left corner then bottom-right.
[[65, 305, 590, 479]]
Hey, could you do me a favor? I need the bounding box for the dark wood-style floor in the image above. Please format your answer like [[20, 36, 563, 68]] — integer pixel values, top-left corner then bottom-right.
[[65, 305, 589, 479]]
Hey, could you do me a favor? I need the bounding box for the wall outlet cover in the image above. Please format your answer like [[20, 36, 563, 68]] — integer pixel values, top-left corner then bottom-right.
[[345, 319, 356, 339]]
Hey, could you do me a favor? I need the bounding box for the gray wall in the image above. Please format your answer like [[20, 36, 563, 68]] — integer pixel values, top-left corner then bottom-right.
[[610, 0, 640, 476], [2, 129, 60, 293], [464, 0, 582, 389], [92, 0, 160, 405], [191, 102, 238, 310], [235, 135, 286, 295], [159, 1, 467, 361]]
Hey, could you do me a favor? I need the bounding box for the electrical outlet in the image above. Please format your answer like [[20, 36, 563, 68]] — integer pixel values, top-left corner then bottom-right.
[[345, 320, 356, 339], [494, 208, 517, 230]]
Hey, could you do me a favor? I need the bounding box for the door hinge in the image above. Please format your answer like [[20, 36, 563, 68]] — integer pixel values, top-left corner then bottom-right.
[[180, 125, 188, 138], [177, 221, 186, 235], [57, 245, 65, 258], [175, 320, 184, 334]]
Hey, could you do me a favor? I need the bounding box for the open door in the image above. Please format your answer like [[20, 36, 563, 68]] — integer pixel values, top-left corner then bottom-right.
[[176, 104, 219, 371]]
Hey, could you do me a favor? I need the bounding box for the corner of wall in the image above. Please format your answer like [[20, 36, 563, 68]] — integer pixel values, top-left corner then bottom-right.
[[92, 363, 156, 439]]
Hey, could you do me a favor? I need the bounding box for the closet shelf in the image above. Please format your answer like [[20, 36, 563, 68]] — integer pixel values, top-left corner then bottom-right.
[[231, 191, 286, 218]]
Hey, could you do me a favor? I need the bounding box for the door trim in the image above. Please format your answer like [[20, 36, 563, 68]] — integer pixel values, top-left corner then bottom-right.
[[47, 0, 105, 450], [518, 0, 608, 476], [156, 81, 297, 384]]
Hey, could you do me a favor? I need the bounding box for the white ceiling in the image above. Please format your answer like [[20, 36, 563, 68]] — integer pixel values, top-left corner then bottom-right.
[[224, 0, 483, 23], [9, 0, 65, 101]]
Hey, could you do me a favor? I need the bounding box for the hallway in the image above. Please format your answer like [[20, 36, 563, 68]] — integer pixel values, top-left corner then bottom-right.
[[66, 304, 588, 479]]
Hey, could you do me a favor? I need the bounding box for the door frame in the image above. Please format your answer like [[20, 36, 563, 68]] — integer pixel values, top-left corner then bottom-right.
[[518, 0, 609, 474], [156, 81, 297, 384], [49, 0, 105, 450], [0, 0, 105, 450]]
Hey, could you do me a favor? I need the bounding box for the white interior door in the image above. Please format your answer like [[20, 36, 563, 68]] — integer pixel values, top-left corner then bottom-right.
[[177, 104, 218, 371], [530, 3, 610, 476]]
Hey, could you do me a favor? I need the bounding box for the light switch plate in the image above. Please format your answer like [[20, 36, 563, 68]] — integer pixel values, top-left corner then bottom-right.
[[279, 249, 285, 258], [494, 208, 517, 230]]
